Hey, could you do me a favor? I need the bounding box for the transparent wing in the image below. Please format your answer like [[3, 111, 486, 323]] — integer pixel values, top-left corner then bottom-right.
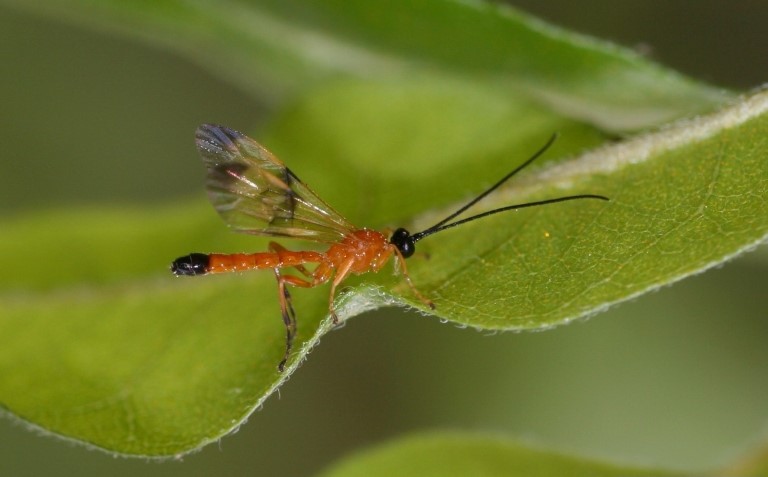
[[195, 124, 355, 242]]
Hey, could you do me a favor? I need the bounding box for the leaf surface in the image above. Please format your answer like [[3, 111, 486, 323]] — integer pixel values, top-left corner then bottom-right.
[[0, 0, 763, 458], [0, 86, 765, 456]]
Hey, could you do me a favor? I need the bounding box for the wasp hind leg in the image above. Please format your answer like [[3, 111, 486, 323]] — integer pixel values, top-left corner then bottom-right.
[[273, 270, 321, 372], [274, 269, 298, 372]]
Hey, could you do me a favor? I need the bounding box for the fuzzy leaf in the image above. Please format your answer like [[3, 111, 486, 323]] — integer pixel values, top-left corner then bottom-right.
[[268, 81, 768, 331], [0, 0, 763, 458], [0, 86, 765, 456]]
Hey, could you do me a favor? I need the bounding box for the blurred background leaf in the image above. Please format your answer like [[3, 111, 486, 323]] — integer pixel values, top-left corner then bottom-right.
[[0, 0, 729, 131], [317, 432, 681, 477], [0, 1, 767, 476]]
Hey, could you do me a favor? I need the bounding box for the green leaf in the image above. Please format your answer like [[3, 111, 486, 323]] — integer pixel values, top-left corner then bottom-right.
[[1, 0, 728, 131], [316, 431, 681, 477], [0, 205, 334, 456], [0, 0, 763, 459], [1, 83, 765, 456], [267, 80, 768, 331]]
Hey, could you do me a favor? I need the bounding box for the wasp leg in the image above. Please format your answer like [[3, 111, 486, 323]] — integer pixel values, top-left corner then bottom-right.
[[392, 247, 435, 310], [325, 257, 357, 325], [273, 272, 326, 372], [274, 269, 297, 372]]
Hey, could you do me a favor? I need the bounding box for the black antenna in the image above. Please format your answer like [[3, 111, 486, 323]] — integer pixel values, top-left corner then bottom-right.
[[389, 134, 609, 258]]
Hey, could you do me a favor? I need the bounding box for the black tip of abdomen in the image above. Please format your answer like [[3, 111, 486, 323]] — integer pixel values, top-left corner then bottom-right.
[[171, 253, 210, 276]]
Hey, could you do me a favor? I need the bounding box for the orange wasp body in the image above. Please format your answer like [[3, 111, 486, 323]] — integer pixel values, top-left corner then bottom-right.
[[172, 124, 607, 370]]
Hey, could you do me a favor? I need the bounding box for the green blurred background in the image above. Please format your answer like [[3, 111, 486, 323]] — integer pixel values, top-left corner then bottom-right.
[[1, 2, 767, 476]]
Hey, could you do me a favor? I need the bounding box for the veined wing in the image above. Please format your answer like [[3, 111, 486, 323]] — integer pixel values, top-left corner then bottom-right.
[[195, 124, 355, 242]]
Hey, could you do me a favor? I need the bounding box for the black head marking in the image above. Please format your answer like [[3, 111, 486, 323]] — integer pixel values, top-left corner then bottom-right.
[[389, 228, 416, 258]]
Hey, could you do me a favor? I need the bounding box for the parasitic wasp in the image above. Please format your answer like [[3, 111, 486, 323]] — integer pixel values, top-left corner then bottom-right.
[[171, 124, 608, 371]]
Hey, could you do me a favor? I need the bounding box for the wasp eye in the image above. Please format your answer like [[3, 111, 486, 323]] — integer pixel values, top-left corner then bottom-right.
[[390, 228, 416, 258]]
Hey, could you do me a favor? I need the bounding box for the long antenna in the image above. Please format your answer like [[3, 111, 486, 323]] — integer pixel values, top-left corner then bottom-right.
[[411, 194, 608, 242], [409, 134, 608, 243], [422, 133, 559, 233]]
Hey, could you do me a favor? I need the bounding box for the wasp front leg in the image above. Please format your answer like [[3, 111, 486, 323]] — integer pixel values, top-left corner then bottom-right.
[[392, 247, 435, 310]]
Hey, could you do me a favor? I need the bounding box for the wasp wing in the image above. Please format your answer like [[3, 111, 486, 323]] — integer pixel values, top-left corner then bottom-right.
[[195, 124, 354, 242]]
